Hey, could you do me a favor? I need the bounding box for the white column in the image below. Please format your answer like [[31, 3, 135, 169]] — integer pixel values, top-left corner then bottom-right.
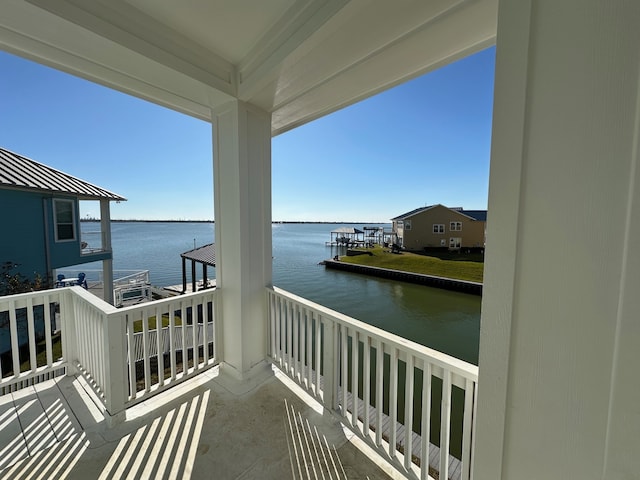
[[100, 199, 114, 305], [475, 1, 640, 478], [212, 100, 272, 382]]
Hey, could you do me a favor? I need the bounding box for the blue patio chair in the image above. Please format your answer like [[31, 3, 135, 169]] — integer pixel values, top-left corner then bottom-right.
[[56, 274, 65, 288], [77, 272, 88, 289]]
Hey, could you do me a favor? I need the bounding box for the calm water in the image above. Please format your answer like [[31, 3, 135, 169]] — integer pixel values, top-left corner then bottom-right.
[[80, 222, 481, 364]]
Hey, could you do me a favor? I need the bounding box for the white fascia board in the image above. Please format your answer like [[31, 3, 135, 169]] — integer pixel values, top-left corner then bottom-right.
[[270, 0, 498, 136]]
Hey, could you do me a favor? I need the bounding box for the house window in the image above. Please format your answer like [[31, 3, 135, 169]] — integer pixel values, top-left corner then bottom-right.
[[404, 220, 411, 230], [449, 237, 461, 249], [54, 199, 76, 241], [450, 221, 462, 231], [433, 224, 444, 234]]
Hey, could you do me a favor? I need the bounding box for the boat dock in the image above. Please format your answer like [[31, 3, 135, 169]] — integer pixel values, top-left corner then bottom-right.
[[163, 279, 216, 295]]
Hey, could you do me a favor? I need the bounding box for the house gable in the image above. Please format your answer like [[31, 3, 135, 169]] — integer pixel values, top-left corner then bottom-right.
[[392, 204, 487, 249]]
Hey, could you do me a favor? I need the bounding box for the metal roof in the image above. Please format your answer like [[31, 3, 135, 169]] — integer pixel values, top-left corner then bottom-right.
[[0, 147, 126, 201], [331, 227, 364, 234], [181, 243, 216, 267]]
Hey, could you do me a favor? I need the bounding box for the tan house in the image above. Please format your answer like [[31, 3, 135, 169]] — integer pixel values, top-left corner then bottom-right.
[[392, 204, 487, 251]]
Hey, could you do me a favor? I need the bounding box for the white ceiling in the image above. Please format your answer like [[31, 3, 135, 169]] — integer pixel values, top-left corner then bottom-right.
[[0, 0, 498, 135], [126, 0, 297, 64]]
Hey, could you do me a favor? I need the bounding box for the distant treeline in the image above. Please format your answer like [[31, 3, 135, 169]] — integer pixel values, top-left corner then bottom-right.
[[81, 219, 385, 224]]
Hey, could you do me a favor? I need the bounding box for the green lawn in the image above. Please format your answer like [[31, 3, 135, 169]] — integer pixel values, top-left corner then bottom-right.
[[339, 246, 484, 283], [132, 314, 182, 333]]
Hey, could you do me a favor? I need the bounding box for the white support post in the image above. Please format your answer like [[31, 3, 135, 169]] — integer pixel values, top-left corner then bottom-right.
[[100, 199, 114, 305], [475, 1, 640, 478], [104, 311, 127, 425], [212, 100, 272, 383]]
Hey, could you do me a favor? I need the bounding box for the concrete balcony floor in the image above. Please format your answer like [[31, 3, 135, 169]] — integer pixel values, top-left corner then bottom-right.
[[0, 366, 401, 479]]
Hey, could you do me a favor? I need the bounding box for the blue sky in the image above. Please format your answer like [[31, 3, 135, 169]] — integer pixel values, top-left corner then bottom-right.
[[0, 47, 495, 222]]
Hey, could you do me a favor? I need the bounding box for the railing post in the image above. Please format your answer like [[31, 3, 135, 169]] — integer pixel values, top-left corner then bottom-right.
[[104, 311, 127, 425], [214, 288, 224, 364], [60, 289, 78, 376]]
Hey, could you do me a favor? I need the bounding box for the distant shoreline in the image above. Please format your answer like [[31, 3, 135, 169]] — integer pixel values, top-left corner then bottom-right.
[[81, 219, 388, 224]]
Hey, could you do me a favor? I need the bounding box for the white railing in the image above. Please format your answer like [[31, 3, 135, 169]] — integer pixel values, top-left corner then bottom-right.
[[113, 270, 150, 288], [114, 283, 152, 308], [118, 291, 217, 407], [0, 286, 218, 418], [80, 229, 106, 255], [0, 289, 67, 390], [267, 286, 478, 480], [130, 324, 214, 362], [56, 269, 148, 289]]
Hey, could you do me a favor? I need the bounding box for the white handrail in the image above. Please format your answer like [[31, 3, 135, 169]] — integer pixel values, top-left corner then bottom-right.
[[267, 286, 478, 480], [0, 289, 67, 389], [0, 286, 218, 419]]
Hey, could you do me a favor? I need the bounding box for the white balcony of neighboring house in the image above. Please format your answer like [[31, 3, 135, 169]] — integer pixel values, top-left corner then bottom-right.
[[0, 286, 477, 480]]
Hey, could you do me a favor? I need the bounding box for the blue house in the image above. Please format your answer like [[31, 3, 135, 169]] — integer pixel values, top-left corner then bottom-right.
[[0, 147, 125, 304]]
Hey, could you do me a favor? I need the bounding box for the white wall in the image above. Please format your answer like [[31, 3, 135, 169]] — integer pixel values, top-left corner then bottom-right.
[[475, 1, 640, 478]]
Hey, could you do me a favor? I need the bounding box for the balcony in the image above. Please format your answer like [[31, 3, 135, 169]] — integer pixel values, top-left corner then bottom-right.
[[0, 286, 478, 480]]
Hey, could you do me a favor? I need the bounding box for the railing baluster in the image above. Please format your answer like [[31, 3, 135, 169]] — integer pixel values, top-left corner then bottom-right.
[[202, 296, 213, 365], [286, 299, 292, 373], [156, 305, 164, 386], [142, 308, 150, 392], [300, 307, 306, 385], [314, 312, 322, 396], [421, 362, 432, 480], [439, 370, 452, 480], [471, 378, 478, 480], [389, 346, 398, 458], [293, 303, 299, 381], [341, 326, 348, 418], [363, 335, 371, 438], [321, 317, 336, 409], [404, 354, 415, 470], [9, 300, 20, 377], [306, 309, 313, 388], [192, 297, 198, 371], [43, 295, 53, 368], [127, 314, 136, 399], [181, 300, 188, 377], [375, 338, 384, 447], [351, 330, 359, 428], [461, 377, 475, 480], [26, 297, 37, 372], [169, 304, 176, 381]]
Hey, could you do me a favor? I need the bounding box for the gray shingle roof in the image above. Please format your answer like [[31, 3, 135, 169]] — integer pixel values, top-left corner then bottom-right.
[[391, 204, 487, 221], [461, 210, 487, 221], [391, 205, 435, 220], [0, 147, 126, 201]]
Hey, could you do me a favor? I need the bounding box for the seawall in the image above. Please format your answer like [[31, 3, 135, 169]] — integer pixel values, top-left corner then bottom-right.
[[322, 260, 483, 296]]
